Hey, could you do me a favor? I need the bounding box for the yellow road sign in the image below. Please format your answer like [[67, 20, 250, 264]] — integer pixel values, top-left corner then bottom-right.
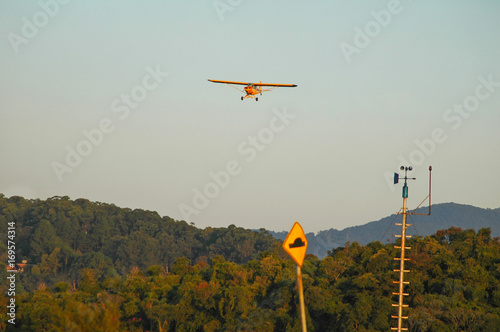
[[282, 222, 308, 267]]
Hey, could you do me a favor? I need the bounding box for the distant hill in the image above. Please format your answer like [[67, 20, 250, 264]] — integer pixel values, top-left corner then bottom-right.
[[2, 194, 498, 272], [270, 203, 500, 258], [0, 194, 280, 291]]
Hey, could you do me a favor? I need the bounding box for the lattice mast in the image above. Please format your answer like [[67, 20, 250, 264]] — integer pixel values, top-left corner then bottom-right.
[[391, 166, 432, 331]]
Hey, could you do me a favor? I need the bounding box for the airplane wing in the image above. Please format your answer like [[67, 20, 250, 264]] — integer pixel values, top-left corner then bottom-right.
[[208, 79, 250, 86], [208, 80, 297, 87], [254, 83, 297, 87]]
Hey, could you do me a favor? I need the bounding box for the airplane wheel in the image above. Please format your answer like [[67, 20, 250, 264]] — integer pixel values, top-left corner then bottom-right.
[[241, 97, 243, 101], [256, 97, 258, 101]]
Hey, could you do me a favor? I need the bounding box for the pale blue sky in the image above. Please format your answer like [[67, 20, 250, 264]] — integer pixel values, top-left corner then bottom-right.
[[1, 1, 499, 232]]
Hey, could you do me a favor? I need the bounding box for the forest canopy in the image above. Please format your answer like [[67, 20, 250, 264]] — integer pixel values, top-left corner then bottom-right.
[[1, 195, 500, 331]]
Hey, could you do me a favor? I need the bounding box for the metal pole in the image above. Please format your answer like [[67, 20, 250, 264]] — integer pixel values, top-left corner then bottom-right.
[[396, 193, 408, 332], [392, 166, 432, 331], [297, 265, 307, 332]]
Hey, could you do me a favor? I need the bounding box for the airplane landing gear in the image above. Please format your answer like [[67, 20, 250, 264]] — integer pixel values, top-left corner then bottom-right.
[[256, 97, 258, 101], [241, 96, 244, 101]]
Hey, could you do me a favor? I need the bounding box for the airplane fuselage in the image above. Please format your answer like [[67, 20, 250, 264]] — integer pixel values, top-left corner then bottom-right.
[[243, 84, 262, 98]]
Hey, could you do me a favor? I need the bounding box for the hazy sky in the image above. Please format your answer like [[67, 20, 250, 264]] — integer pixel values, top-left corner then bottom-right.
[[1, 1, 499, 232]]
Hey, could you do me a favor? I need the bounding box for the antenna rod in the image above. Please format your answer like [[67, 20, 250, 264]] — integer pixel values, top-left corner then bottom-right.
[[428, 166, 432, 215]]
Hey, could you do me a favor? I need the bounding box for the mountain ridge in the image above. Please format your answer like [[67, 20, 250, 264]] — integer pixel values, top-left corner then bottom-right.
[[2, 194, 497, 262], [269, 202, 500, 258]]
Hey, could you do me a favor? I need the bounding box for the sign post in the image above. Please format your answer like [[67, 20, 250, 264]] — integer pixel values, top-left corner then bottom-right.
[[282, 222, 308, 332]]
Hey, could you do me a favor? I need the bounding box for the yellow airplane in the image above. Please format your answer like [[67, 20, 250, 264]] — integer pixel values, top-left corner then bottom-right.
[[208, 79, 297, 101]]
